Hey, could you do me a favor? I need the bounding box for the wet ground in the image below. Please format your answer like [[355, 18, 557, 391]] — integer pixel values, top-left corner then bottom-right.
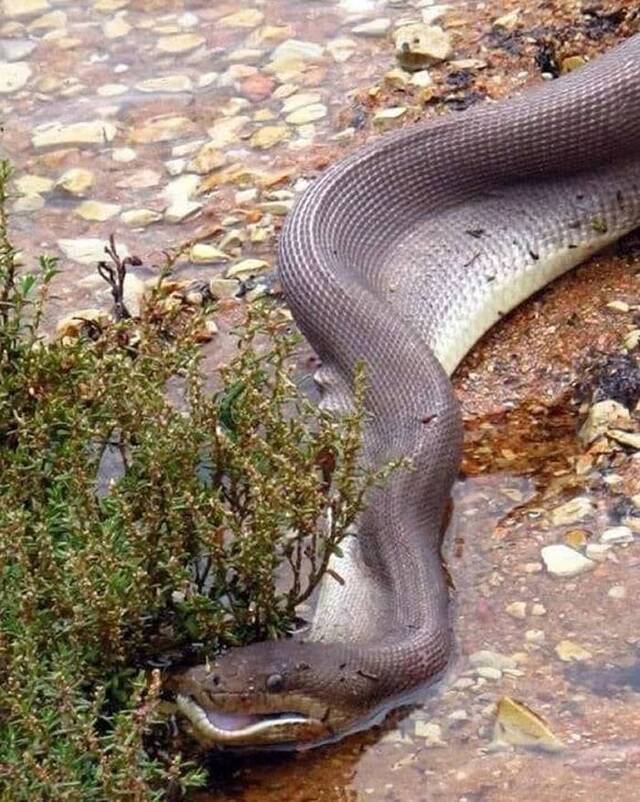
[[2, 0, 640, 800]]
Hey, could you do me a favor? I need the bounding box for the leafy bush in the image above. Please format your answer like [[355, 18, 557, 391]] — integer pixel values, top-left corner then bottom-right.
[[0, 161, 392, 801]]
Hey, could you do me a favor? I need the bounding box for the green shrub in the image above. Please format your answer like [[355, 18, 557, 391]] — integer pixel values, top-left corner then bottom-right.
[[0, 160, 394, 801]]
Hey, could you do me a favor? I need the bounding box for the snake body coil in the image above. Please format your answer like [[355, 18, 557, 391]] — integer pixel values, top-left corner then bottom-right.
[[175, 34, 640, 748]]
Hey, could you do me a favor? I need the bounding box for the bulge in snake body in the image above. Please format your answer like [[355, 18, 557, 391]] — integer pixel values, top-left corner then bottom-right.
[[308, 159, 640, 646]]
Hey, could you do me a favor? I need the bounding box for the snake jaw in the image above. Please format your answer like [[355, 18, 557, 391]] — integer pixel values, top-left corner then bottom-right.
[[175, 693, 329, 747]]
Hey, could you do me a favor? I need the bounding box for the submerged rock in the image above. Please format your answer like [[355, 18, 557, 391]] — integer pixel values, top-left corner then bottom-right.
[[541, 544, 595, 578], [394, 24, 452, 71], [492, 697, 564, 752], [549, 496, 594, 526]]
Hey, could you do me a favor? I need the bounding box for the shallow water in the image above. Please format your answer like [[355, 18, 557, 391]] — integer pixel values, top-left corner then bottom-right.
[[2, 0, 639, 800]]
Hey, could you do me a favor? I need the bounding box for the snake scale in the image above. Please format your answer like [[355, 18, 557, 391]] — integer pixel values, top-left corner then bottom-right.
[[174, 32, 640, 748]]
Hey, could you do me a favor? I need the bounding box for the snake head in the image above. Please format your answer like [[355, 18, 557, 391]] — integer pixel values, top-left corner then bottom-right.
[[169, 639, 375, 749]]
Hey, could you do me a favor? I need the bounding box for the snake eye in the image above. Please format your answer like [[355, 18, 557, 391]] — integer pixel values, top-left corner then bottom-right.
[[265, 673, 284, 692]]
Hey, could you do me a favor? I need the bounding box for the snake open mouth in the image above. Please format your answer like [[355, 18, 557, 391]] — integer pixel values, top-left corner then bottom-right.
[[176, 694, 311, 743]]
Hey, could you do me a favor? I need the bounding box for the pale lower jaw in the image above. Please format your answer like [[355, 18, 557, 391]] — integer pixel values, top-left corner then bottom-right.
[[176, 694, 309, 745]]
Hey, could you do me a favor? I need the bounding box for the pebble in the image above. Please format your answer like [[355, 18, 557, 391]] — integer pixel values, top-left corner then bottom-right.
[[120, 209, 162, 227], [188, 142, 228, 174], [600, 526, 634, 545], [206, 116, 249, 149], [525, 629, 545, 644], [414, 721, 446, 745], [554, 640, 592, 662], [58, 238, 128, 265], [469, 650, 517, 671], [76, 200, 121, 221], [0, 39, 36, 60], [32, 120, 117, 148], [373, 106, 407, 129], [0, 60, 31, 92], [394, 24, 452, 71], [541, 544, 595, 578], [103, 13, 130, 38], [608, 584, 627, 599], [608, 429, 640, 450], [476, 666, 502, 681], [579, 400, 630, 444], [549, 496, 594, 526], [410, 69, 433, 87], [561, 55, 587, 73], [585, 543, 611, 561], [3, 0, 49, 17], [531, 603, 547, 616], [352, 18, 391, 37], [209, 277, 240, 299], [327, 37, 357, 62], [494, 9, 520, 30], [164, 200, 201, 224], [270, 39, 324, 62], [226, 258, 270, 279], [607, 300, 630, 312], [15, 174, 53, 195], [492, 697, 563, 752], [97, 83, 128, 97], [136, 75, 193, 93], [285, 103, 327, 125], [250, 125, 290, 149], [130, 115, 193, 144], [56, 168, 94, 196], [505, 602, 527, 619], [112, 147, 136, 163], [156, 33, 204, 54], [190, 244, 230, 264]]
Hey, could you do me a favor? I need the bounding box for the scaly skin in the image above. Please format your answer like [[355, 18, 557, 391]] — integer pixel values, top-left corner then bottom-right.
[[172, 34, 640, 749]]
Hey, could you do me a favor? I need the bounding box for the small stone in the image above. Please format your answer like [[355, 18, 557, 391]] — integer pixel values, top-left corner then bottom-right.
[[130, 115, 192, 144], [448, 709, 469, 722], [394, 24, 452, 71], [469, 650, 517, 671], [549, 496, 594, 526], [188, 142, 228, 174], [120, 209, 162, 227], [165, 158, 185, 176], [241, 72, 275, 101], [281, 92, 321, 114], [600, 526, 634, 544], [563, 529, 588, 549], [156, 33, 204, 53], [165, 200, 202, 223], [76, 200, 121, 221], [32, 120, 116, 148], [136, 75, 193, 93], [352, 18, 391, 37], [410, 69, 433, 87], [14, 174, 53, 195], [414, 721, 445, 746], [525, 629, 545, 644], [0, 61, 31, 93], [220, 8, 264, 27], [494, 9, 520, 30], [58, 238, 128, 265], [506, 602, 527, 619], [579, 400, 630, 444], [3, 0, 49, 17], [531, 604, 547, 616], [97, 83, 128, 97], [453, 677, 474, 690], [103, 13, 130, 38], [209, 277, 240, 299], [492, 697, 564, 752], [13, 195, 45, 213], [56, 168, 94, 196], [0, 39, 36, 60], [608, 429, 640, 450], [541, 544, 595, 578], [258, 200, 292, 215], [285, 103, 327, 126], [477, 666, 502, 680], [373, 106, 407, 129], [555, 640, 592, 662], [270, 39, 324, 62], [327, 37, 357, 62], [607, 300, 630, 313], [608, 585, 627, 599], [585, 543, 611, 561], [112, 147, 136, 162], [250, 125, 290, 149], [226, 258, 270, 279], [190, 244, 230, 264], [206, 116, 249, 149], [561, 55, 587, 73], [623, 329, 640, 350]]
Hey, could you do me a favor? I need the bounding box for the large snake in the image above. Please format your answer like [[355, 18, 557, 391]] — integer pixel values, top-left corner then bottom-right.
[[174, 33, 640, 748]]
